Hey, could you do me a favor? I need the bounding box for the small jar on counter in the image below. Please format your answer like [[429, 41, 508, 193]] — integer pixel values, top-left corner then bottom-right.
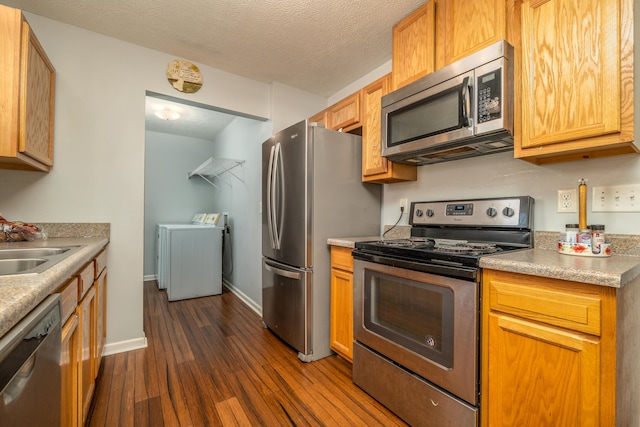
[[579, 228, 592, 246], [563, 224, 579, 243], [591, 224, 606, 254]]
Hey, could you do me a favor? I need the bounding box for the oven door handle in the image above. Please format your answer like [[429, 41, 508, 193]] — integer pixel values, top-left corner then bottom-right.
[[264, 261, 301, 280]]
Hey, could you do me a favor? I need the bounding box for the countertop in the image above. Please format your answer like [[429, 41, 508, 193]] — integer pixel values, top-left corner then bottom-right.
[[328, 231, 640, 289], [0, 236, 109, 338], [479, 249, 640, 288]]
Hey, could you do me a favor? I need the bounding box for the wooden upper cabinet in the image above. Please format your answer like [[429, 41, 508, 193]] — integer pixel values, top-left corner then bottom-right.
[[327, 91, 362, 132], [437, 0, 510, 68], [308, 110, 327, 127], [392, 1, 436, 90], [515, 0, 637, 164], [0, 5, 55, 172], [361, 74, 416, 183]]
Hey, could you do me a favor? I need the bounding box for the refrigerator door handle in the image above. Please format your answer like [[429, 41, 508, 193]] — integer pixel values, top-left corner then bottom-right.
[[272, 142, 284, 250], [264, 260, 301, 280], [266, 144, 277, 249]]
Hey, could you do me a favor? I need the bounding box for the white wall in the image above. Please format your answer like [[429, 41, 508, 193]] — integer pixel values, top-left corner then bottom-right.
[[382, 152, 640, 235], [0, 13, 326, 352]]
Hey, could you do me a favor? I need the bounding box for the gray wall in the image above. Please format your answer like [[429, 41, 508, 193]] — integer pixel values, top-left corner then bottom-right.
[[206, 117, 272, 311], [143, 130, 225, 277]]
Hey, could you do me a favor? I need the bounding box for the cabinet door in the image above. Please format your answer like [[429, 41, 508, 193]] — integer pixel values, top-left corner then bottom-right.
[[20, 18, 55, 167], [515, 0, 636, 163], [439, 0, 508, 67], [61, 313, 80, 427], [78, 286, 96, 425], [327, 92, 361, 132], [330, 267, 354, 362], [361, 74, 416, 183], [392, 1, 436, 90], [485, 312, 601, 427], [94, 267, 107, 377]]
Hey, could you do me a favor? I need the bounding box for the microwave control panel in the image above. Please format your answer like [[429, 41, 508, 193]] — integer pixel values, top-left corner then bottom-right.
[[477, 68, 502, 123]]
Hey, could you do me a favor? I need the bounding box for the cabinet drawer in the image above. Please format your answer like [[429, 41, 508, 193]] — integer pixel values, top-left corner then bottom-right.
[[331, 246, 354, 272], [486, 272, 602, 336], [78, 262, 94, 300], [94, 249, 107, 278], [56, 277, 79, 323]]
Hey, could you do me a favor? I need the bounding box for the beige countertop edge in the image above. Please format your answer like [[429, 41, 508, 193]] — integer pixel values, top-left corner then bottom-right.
[[327, 236, 382, 248], [479, 248, 640, 288], [0, 237, 109, 338]]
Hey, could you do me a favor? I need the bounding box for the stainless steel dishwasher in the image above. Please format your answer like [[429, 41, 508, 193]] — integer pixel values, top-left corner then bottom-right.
[[0, 294, 61, 426]]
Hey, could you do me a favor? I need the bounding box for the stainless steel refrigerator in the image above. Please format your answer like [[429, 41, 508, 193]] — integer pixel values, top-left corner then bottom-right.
[[262, 119, 381, 362]]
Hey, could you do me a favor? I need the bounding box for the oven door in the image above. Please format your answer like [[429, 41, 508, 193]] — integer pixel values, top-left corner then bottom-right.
[[353, 258, 478, 405]]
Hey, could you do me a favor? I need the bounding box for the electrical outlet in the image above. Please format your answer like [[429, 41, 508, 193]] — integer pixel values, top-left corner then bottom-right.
[[557, 189, 578, 213], [592, 184, 640, 212], [399, 198, 408, 212]]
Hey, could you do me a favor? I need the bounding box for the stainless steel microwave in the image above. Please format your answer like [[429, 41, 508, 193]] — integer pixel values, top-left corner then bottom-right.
[[382, 41, 514, 165]]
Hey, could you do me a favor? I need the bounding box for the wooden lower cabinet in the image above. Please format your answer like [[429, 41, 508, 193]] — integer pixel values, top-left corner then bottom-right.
[[57, 250, 108, 427], [78, 284, 97, 423], [480, 269, 640, 426], [330, 246, 355, 362], [94, 265, 107, 377], [61, 313, 80, 427]]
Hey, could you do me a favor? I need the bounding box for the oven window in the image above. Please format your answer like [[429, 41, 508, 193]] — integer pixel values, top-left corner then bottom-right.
[[387, 85, 463, 147], [364, 269, 454, 368]]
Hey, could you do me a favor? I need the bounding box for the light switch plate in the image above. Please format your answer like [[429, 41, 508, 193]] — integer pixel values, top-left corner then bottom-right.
[[592, 184, 640, 212]]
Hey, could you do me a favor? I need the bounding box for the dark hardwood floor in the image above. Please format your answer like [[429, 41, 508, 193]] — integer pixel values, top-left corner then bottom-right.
[[87, 281, 408, 426]]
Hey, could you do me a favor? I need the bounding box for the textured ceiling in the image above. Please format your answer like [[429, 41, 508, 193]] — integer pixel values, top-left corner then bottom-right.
[[8, 0, 426, 97]]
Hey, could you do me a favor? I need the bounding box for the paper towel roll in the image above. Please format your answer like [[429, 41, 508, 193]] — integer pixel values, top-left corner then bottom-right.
[[578, 179, 587, 229]]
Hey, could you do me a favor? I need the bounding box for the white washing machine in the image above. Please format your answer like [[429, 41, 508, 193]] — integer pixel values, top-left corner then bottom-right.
[[156, 215, 224, 301]]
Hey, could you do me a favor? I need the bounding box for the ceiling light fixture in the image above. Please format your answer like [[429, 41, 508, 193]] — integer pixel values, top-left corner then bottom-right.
[[154, 109, 181, 120]]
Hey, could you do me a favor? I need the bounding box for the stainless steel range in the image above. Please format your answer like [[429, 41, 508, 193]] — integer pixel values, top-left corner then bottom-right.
[[352, 196, 534, 427]]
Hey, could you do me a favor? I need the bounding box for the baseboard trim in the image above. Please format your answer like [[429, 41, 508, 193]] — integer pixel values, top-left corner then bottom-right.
[[223, 279, 262, 317], [103, 336, 148, 356], [143, 274, 157, 282]]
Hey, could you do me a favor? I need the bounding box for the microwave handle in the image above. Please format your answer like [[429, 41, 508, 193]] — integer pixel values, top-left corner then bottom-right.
[[460, 76, 472, 127]]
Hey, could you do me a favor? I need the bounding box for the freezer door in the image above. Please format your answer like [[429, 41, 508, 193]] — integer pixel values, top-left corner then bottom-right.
[[262, 257, 311, 356], [262, 120, 309, 268]]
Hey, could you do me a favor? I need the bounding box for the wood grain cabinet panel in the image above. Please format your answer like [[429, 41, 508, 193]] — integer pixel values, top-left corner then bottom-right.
[[78, 285, 96, 424], [61, 313, 80, 427], [0, 5, 55, 172], [361, 74, 416, 183], [515, 0, 637, 163], [392, 1, 436, 90], [437, 0, 509, 68], [481, 269, 620, 427], [327, 92, 362, 132], [330, 246, 355, 362]]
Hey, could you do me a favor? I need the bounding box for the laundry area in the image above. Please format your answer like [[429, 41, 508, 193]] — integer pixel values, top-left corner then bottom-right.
[[156, 212, 226, 301]]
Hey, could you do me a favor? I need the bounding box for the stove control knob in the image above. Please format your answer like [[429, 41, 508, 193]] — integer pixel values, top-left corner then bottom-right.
[[486, 207, 497, 217], [415, 209, 424, 217], [426, 209, 435, 217], [502, 207, 515, 217]]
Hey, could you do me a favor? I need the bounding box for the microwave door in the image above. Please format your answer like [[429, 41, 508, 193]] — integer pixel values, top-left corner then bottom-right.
[[382, 71, 475, 158]]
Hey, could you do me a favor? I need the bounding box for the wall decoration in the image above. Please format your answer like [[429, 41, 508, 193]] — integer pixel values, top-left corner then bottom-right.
[[166, 59, 203, 93]]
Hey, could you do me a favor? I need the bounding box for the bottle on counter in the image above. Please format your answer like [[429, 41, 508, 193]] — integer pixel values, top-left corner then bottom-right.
[[591, 224, 606, 254], [564, 224, 579, 243], [579, 228, 592, 246]]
